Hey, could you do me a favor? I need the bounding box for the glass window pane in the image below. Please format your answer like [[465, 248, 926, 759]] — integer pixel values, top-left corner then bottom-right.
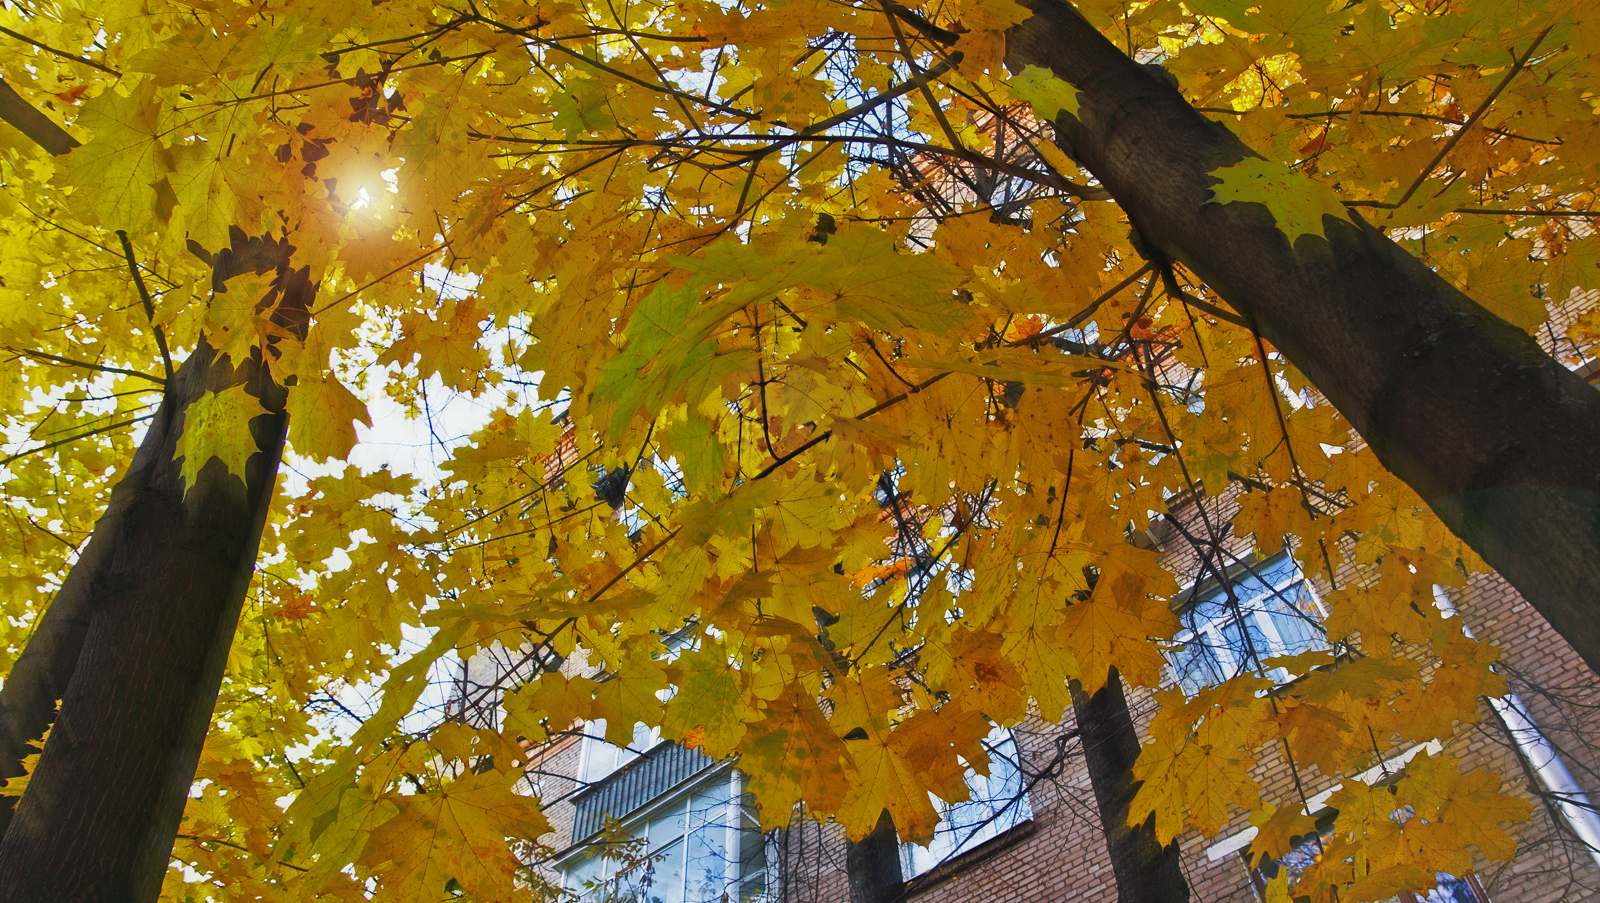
[[901, 729, 1030, 878], [684, 784, 731, 903], [1421, 873, 1485, 903], [736, 807, 769, 902], [646, 804, 687, 854], [1169, 556, 1329, 694], [562, 769, 771, 903], [564, 849, 614, 900], [641, 837, 685, 903], [579, 719, 646, 784]]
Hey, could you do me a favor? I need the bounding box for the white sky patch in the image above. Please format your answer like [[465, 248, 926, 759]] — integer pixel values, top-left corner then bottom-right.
[[282, 260, 552, 747]]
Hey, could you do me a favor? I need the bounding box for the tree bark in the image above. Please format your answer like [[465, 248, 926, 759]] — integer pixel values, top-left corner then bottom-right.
[[0, 78, 79, 156], [0, 236, 310, 902], [847, 809, 906, 903], [1006, 0, 1600, 676], [1072, 669, 1189, 903]]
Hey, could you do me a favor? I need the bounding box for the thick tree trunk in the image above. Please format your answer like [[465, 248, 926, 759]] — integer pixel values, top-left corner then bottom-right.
[[847, 809, 906, 903], [1072, 669, 1189, 903], [0, 237, 309, 902], [1006, 0, 1600, 676]]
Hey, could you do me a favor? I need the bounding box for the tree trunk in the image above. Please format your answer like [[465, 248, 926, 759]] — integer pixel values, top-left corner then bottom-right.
[[847, 809, 906, 903], [0, 237, 310, 902], [1006, 0, 1600, 676], [1072, 669, 1189, 903]]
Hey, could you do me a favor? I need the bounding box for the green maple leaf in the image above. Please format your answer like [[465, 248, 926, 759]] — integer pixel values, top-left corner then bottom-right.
[[1009, 64, 1079, 121], [1206, 157, 1356, 248], [176, 384, 270, 496]]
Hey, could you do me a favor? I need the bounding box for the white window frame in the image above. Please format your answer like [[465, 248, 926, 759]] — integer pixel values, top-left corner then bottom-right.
[[1169, 554, 1329, 695], [558, 767, 773, 903], [899, 728, 1032, 879]]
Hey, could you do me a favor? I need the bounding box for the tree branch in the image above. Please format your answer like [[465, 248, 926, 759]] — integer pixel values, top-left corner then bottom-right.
[[1390, 27, 1551, 209], [4, 347, 166, 385], [115, 231, 176, 388], [0, 79, 78, 156]]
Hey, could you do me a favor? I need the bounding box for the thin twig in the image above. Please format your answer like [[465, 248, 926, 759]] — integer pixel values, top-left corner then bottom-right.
[[1390, 27, 1551, 210], [313, 243, 446, 315], [1158, 270, 1249, 328], [1342, 201, 1600, 219], [175, 834, 309, 872], [5, 346, 165, 384], [1013, 264, 1153, 348], [114, 230, 175, 387], [0, 24, 120, 75], [0, 413, 155, 466]]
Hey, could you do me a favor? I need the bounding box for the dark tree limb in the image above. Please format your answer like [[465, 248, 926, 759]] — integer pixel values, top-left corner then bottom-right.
[[1072, 669, 1189, 903], [0, 79, 79, 156], [847, 809, 906, 903], [1006, 0, 1600, 675]]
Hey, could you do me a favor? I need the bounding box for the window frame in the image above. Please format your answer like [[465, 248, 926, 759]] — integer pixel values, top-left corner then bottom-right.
[[898, 727, 1034, 879], [557, 766, 773, 903], [1168, 553, 1330, 695]]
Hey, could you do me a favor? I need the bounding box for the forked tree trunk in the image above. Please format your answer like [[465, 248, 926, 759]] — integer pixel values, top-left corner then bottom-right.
[[1072, 669, 1189, 903], [1006, 0, 1600, 677], [0, 237, 309, 902], [847, 808, 906, 903]]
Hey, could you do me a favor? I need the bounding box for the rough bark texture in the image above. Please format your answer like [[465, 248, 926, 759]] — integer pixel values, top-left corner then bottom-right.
[[1072, 669, 1189, 903], [0, 235, 310, 902], [1007, 0, 1600, 675], [847, 809, 906, 903]]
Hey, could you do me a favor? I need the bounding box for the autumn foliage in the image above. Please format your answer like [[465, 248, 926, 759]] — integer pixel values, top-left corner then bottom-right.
[[0, 0, 1595, 899]]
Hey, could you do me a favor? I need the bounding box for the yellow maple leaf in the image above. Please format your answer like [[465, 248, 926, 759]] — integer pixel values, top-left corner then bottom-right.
[[0, 725, 47, 799], [358, 771, 550, 902], [286, 372, 370, 462], [1206, 157, 1356, 248], [837, 722, 943, 844], [1248, 801, 1318, 869], [1395, 752, 1531, 864], [661, 648, 750, 759], [1232, 489, 1312, 555], [175, 383, 271, 497], [741, 684, 850, 824]]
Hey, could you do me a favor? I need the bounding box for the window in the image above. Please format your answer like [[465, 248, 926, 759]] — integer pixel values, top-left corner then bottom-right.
[[1399, 874, 1492, 903], [900, 729, 1032, 878], [1168, 555, 1328, 695], [560, 770, 772, 903]]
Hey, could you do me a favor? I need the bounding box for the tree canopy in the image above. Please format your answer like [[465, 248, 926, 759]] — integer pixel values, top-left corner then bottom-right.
[[0, 0, 1596, 899]]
